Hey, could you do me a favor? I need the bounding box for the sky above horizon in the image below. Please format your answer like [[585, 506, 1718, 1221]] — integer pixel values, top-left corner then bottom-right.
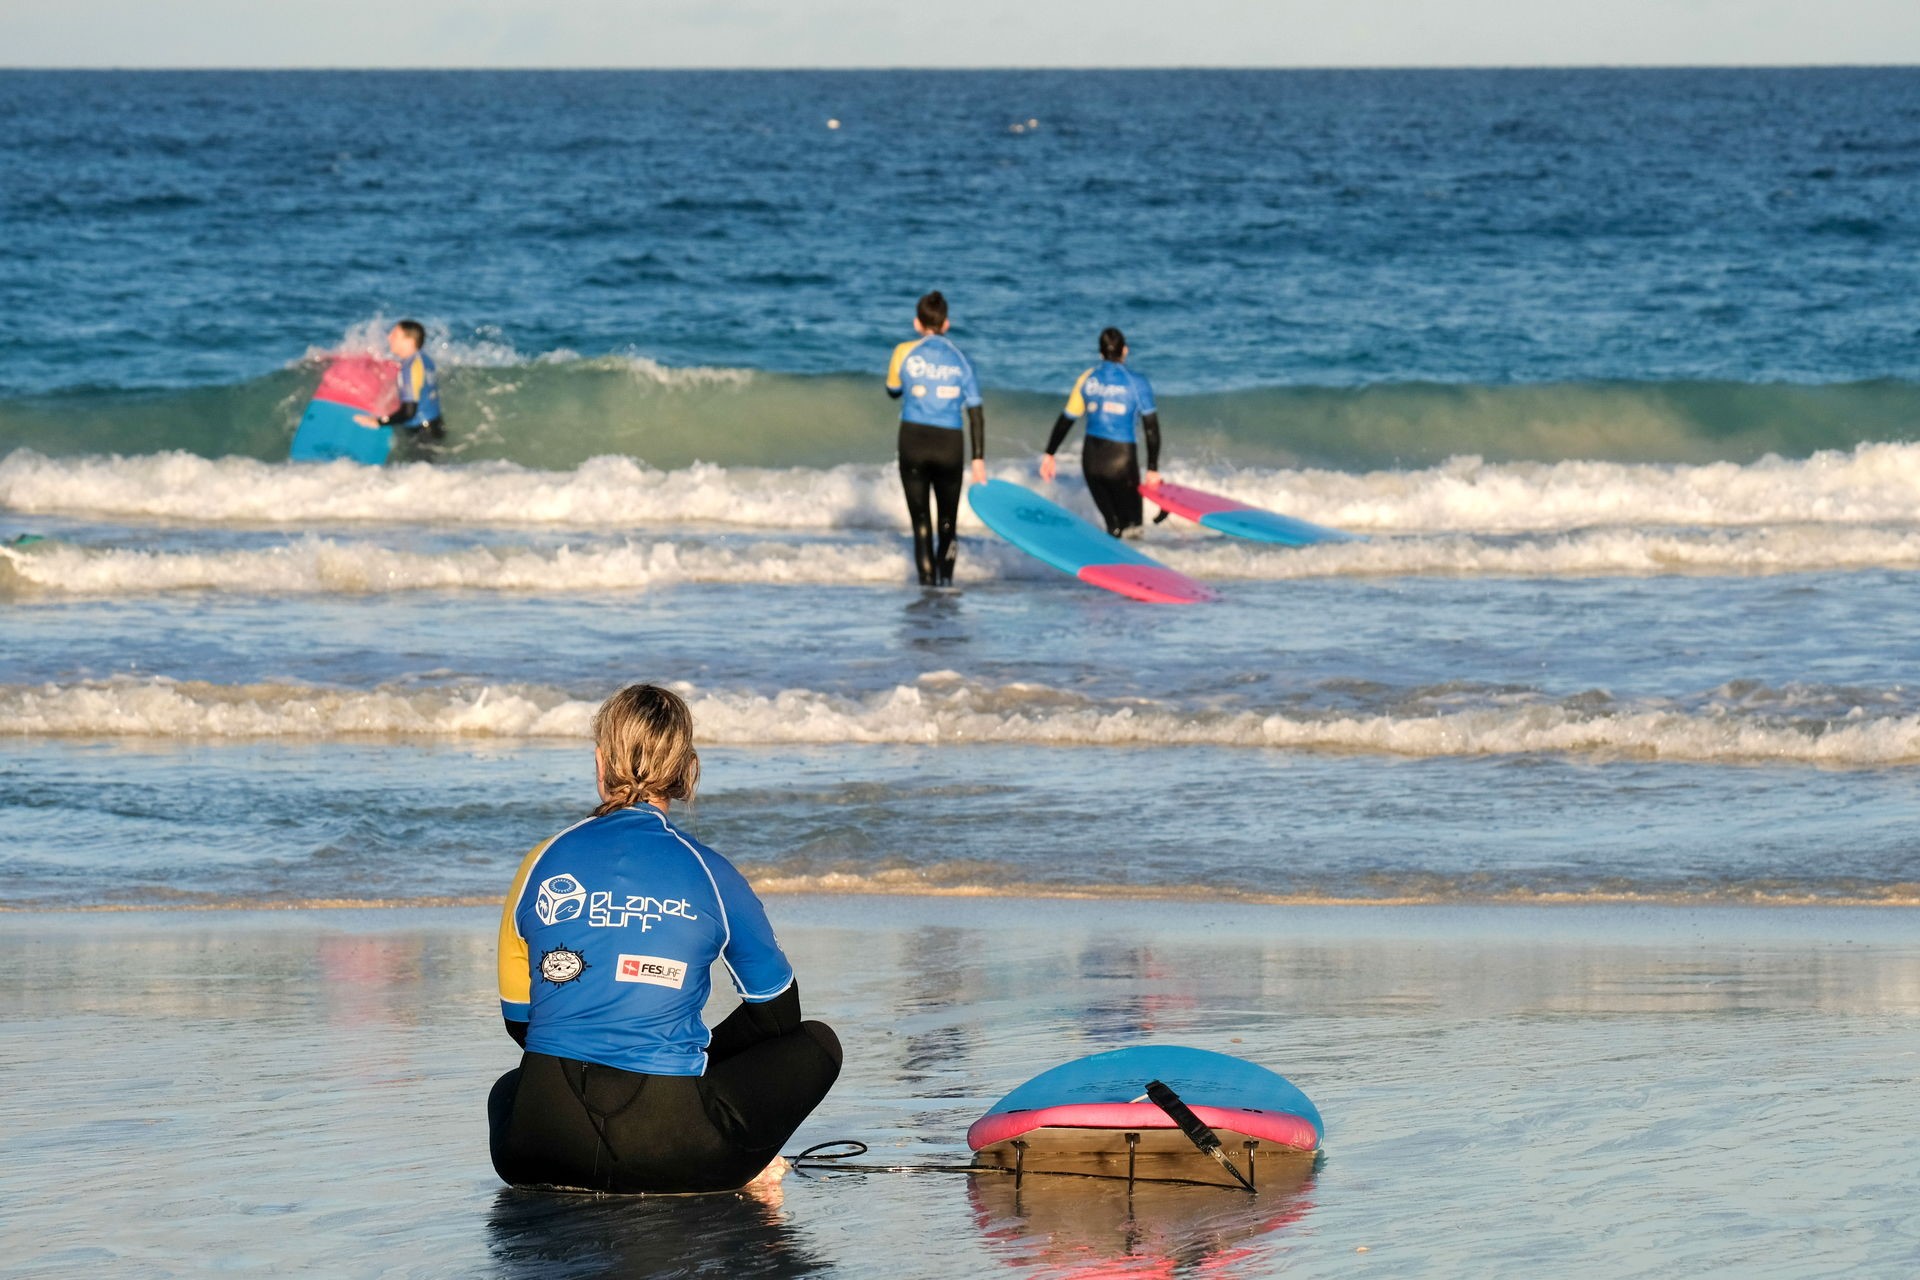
[[4, 0, 1920, 68]]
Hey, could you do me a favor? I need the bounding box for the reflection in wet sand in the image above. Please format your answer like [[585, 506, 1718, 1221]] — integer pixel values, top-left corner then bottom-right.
[[486, 1186, 830, 1279], [966, 1154, 1317, 1276]]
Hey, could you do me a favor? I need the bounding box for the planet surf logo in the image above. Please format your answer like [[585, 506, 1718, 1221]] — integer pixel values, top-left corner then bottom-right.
[[534, 874, 587, 926], [904, 354, 963, 381], [532, 872, 699, 933]]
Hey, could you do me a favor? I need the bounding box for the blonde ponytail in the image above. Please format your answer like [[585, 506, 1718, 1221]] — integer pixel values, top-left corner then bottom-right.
[[591, 684, 700, 817]]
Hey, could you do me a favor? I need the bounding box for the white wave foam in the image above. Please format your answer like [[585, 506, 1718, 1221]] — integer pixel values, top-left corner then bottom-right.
[[0, 452, 906, 529], [300, 317, 753, 386], [1157, 524, 1920, 580], [1183, 443, 1920, 532], [14, 444, 1920, 536], [6, 677, 1918, 766], [0, 535, 992, 596], [10, 525, 1920, 599]]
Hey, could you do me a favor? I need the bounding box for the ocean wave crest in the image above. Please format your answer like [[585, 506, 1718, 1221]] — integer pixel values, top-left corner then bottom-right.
[[5, 675, 1918, 766], [13, 445, 1920, 539], [15, 523, 1920, 599]]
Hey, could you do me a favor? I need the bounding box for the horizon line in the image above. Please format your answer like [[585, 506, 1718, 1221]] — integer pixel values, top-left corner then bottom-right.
[[4, 62, 1918, 73]]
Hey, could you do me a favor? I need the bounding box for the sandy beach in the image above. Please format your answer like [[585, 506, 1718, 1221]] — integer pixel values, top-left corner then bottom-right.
[[3, 897, 1915, 1278]]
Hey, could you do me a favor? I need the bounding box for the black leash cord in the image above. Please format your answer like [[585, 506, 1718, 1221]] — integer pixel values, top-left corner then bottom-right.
[[784, 1141, 1257, 1192]]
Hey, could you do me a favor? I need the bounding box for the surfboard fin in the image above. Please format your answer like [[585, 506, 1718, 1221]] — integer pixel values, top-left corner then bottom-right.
[[1145, 1079, 1257, 1193]]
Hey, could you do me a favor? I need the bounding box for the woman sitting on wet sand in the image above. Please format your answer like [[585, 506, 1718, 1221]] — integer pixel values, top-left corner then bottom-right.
[[488, 684, 841, 1194]]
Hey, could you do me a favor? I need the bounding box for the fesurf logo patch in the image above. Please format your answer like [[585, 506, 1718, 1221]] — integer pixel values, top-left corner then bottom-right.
[[614, 954, 689, 989]]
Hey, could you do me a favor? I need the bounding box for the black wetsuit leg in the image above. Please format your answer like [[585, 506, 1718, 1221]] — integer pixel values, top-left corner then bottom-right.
[[898, 422, 965, 585], [488, 1008, 841, 1195], [1082, 437, 1142, 537], [394, 418, 445, 462]]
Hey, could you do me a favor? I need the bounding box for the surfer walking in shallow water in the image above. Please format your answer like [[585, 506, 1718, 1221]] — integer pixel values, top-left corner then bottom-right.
[[885, 291, 987, 586], [1040, 328, 1162, 538]]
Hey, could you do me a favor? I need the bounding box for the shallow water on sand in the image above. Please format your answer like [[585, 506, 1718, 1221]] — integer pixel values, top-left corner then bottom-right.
[[2, 900, 1914, 1279]]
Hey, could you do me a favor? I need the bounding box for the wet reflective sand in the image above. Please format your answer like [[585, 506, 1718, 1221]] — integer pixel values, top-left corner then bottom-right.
[[1, 899, 1915, 1278]]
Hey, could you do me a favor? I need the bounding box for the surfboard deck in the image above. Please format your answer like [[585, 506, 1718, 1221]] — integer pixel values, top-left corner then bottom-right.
[[1143, 480, 1356, 547], [968, 1045, 1323, 1164], [967, 480, 1216, 604], [290, 355, 399, 465]]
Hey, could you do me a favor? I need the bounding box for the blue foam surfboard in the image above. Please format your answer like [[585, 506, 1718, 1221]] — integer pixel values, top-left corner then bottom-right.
[[968, 1045, 1323, 1155], [290, 355, 397, 465], [967, 480, 1216, 604], [290, 399, 392, 465]]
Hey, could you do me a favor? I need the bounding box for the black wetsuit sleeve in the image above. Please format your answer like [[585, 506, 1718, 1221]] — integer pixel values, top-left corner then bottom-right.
[[886, 386, 903, 400], [377, 401, 418, 427], [706, 981, 804, 1059], [1141, 411, 1162, 471], [1044, 413, 1075, 456], [503, 1016, 529, 1048], [967, 404, 986, 462]]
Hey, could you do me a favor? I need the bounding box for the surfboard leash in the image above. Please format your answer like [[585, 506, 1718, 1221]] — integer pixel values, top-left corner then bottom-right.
[[783, 1140, 1266, 1194]]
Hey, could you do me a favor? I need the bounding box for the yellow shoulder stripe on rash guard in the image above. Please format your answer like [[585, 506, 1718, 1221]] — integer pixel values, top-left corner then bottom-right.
[[886, 339, 919, 390], [1064, 368, 1093, 418], [496, 837, 552, 1006], [409, 358, 426, 400]]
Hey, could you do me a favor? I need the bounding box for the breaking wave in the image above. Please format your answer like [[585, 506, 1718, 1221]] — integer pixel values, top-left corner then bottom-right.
[[3, 322, 1919, 470], [13, 443, 1920, 540], [6, 675, 1920, 766], [16, 523, 1920, 598]]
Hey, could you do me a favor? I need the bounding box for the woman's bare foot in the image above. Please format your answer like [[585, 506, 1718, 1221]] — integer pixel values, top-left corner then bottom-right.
[[741, 1156, 790, 1204]]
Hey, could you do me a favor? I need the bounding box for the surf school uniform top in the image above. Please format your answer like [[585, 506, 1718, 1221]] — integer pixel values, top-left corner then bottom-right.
[[391, 352, 441, 427], [497, 803, 795, 1076], [885, 334, 982, 430], [1062, 360, 1156, 444]]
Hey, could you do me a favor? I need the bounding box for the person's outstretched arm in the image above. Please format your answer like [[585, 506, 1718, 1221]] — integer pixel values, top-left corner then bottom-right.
[[962, 355, 986, 482], [1041, 369, 1091, 481], [1137, 372, 1161, 482], [373, 399, 419, 428], [1044, 413, 1075, 456]]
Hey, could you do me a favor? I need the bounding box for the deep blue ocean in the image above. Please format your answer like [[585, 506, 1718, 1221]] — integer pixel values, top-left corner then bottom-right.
[[5, 70, 1920, 910]]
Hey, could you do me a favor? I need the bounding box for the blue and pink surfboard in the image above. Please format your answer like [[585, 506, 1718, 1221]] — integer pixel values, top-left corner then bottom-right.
[[1143, 480, 1356, 547], [289, 356, 400, 465], [968, 480, 1216, 604], [969, 1045, 1322, 1170]]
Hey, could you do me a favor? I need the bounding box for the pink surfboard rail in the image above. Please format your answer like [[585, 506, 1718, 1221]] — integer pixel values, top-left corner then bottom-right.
[[968, 1102, 1321, 1153], [1078, 562, 1218, 605]]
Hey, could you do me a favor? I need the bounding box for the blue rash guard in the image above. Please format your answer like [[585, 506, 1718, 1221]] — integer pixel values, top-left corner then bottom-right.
[[885, 334, 982, 430], [391, 352, 441, 427], [1063, 360, 1157, 444], [496, 803, 796, 1076]]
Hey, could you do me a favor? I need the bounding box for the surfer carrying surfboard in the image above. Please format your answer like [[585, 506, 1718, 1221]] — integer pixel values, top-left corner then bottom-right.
[[1039, 328, 1161, 538], [488, 684, 842, 1194], [885, 291, 987, 586], [352, 320, 445, 456]]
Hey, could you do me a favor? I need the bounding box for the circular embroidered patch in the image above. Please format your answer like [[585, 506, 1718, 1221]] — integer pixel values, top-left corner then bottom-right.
[[539, 947, 588, 985]]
